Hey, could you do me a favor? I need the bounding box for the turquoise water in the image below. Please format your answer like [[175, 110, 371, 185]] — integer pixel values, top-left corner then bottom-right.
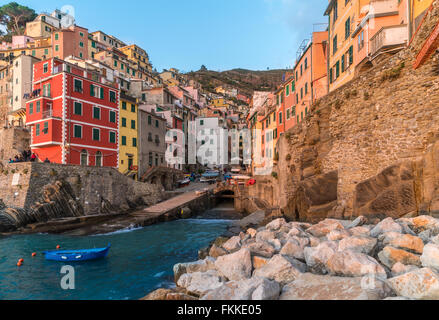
[[0, 219, 232, 300]]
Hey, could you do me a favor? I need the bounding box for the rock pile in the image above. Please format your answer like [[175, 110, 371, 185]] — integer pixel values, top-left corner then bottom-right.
[[144, 215, 439, 300]]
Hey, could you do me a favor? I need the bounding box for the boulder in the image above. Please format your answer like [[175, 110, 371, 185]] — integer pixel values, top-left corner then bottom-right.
[[177, 270, 225, 296], [430, 234, 439, 245], [388, 268, 439, 300], [253, 254, 306, 285], [215, 248, 253, 281], [370, 218, 403, 238], [287, 227, 307, 238], [378, 246, 421, 269], [411, 215, 439, 233], [251, 279, 281, 300], [201, 277, 279, 300], [347, 216, 367, 229], [349, 226, 371, 237], [338, 236, 377, 255], [255, 230, 276, 243], [421, 243, 439, 270], [327, 229, 351, 241], [173, 257, 216, 282], [252, 256, 269, 269], [279, 273, 393, 300], [326, 250, 387, 279], [379, 232, 406, 244], [244, 242, 276, 258], [306, 219, 345, 238], [288, 235, 310, 249], [391, 262, 419, 277], [280, 239, 305, 261], [266, 218, 287, 231], [247, 228, 257, 238], [142, 288, 197, 301], [209, 244, 227, 258], [386, 234, 424, 254], [238, 210, 265, 229], [222, 236, 241, 252], [304, 241, 338, 274]]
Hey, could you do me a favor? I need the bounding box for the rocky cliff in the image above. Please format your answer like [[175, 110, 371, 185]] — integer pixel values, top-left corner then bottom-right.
[[243, 1, 439, 223], [0, 163, 164, 232]]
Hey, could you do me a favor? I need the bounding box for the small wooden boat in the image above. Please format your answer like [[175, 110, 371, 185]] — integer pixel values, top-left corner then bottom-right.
[[43, 244, 111, 262]]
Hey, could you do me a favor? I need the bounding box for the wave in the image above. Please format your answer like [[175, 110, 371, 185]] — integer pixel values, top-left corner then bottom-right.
[[92, 226, 144, 236]]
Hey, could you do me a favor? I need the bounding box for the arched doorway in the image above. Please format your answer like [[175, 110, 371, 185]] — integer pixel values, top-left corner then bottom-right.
[[95, 151, 102, 167], [80, 150, 88, 166]]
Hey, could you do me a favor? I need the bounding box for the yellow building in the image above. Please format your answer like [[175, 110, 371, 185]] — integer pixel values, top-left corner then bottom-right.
[[120, 44, 152, 73], [211, 98, 228, 108], [215, 86, 226, 95], [119, 92, 139, 179], [325, 0, 370, 92], [413, 0, 434, 32]]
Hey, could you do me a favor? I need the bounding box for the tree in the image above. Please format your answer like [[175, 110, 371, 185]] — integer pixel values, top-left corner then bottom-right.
[[0, 2, 37, 36]]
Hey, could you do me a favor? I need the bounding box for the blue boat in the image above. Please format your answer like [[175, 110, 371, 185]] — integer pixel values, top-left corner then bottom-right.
[[43, 244, 111, 262]]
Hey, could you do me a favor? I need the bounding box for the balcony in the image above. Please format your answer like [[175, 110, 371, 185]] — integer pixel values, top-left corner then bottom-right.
[[370, 25, 408, 59]]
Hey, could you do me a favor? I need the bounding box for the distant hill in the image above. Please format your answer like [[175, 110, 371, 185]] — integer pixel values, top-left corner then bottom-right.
[[186, 68, 290, 97]]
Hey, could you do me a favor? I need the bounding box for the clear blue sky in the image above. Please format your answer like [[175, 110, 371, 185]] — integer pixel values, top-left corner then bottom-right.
[[16, 0, 328, 72]]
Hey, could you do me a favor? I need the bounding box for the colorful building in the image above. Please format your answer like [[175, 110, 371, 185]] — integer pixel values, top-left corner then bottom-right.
[[325, 0, 370, 92], [294, 31, 328, 124], [119, 92, 138, 178], [26, 58, 120, 167], [52, 25, 89, 60]]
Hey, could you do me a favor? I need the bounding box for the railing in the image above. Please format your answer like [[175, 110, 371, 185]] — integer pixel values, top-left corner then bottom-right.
[[42, 109, 54, 119], [370, 25, 408, 57]]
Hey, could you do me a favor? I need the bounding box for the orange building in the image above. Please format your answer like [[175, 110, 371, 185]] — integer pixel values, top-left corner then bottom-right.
[[294, 31, 328, 125], [52, 25, 89, 60], [352, 0, 408, 73]]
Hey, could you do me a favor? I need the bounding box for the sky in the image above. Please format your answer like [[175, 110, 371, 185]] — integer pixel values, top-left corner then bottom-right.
[[12, 0, 329, 72]]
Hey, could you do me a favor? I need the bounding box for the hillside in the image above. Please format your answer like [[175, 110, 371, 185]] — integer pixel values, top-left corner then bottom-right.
[[186, 68, 290, 97]]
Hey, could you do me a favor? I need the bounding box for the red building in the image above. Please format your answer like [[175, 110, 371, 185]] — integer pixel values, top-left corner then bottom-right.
[[26, 58, 120, 167]]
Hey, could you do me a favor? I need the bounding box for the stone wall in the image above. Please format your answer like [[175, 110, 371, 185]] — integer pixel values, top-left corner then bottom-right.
[[0, 162, 164, 231], [244, 1, 439, 223], [0, 127, 30, 161]]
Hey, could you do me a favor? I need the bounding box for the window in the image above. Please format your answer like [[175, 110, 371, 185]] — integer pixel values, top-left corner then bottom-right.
[[43, 63, 48, 73], [43, 122, 48, 134], [32, 50, 36, 56], [333, 1, 338, 23], [55, 33, 59, 40], [122, 136, 127, 146], [79, 32, 84, 37], [286, 84, 290, 96], [44, 48, 48, 55], [287, 108, 290, 119], [131, 104, 136, 112], [55, 45, 59, 52], [122, 101, 127, 110], [155, 120, 159, 128], [109, 131, 116, 143], [93, 106, 101, 119], [341, 55, 345, 72], [305, 58, 308, 69], [36, 101, 40, 113], [345, 17, 351, 40], [43, 83, 51, 97], [349, 46, 353, 66], [122, 117, 127, 127], [300, 65, 303, 76], [292, 106, 296, 116], [36, 123, 40, 136], [92, 41, 96, 48], [79, 52, 83, 59], [79, 42, 84, 48], [301, 88, 303, 99], [330, 68, 333, 84], [110, 91, 116, 103], [336, 61, 340, 78], [305, 83, 308, 95], [132, 137, 137, 147], [114, 60, 118, 68], [74, 102, 82, 115], [95, 151, 102, 167], [74, 79, 82, 92], [92, 128, 100, 141], [109, 110, 116, 123], [80, 150, 88, 166], [279, 112, 282, 124], [358, 31, 364, 50], [99, 87, 104, 99], [200, 120, 204, 126], [131, 120, 136, 129], [29, 103, 33, 114], [148, 115, 152, 125], [333, 35, 338, 54], [74, 125, 82, 138]]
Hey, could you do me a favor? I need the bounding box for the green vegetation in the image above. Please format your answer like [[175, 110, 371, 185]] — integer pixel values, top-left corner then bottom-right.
[[0, 2, 37, 41]]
